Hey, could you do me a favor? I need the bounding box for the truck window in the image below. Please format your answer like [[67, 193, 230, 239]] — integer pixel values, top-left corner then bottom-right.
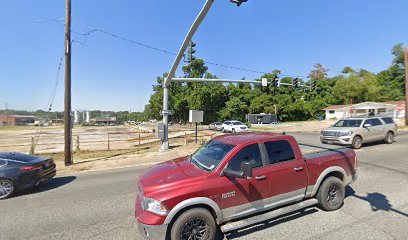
[[264, 140, 296, 164], [0, 159, 6, 166], [381, 117, 394, 124], [228, 144, 263, 171], [365, 118, 382, 126]]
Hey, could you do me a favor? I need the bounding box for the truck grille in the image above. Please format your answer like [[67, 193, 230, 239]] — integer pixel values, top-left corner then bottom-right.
[[321, 131, 340, 137]]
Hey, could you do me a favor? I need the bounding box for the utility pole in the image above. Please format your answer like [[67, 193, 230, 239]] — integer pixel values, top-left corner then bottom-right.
[[64, 0, 73, 166], [404, 49, 408, 126]]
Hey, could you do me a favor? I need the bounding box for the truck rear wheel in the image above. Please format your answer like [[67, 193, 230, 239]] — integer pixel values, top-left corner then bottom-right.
[[384, 131, 394, 144], [171, 208, 216, 240], [316, 176, 345, 211]]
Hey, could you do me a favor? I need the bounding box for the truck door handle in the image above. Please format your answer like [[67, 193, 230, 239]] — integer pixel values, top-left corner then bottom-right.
[[294, 167, 303, 172], [255, 175, 267, 180]]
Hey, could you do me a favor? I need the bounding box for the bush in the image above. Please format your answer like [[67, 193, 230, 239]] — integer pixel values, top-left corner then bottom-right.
[[244, 122, 252, 128]]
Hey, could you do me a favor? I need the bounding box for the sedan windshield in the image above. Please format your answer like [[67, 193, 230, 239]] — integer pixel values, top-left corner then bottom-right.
[[233, 122, 243, 125], [190, 140, 235, 171], [333, 119, 363, 127]]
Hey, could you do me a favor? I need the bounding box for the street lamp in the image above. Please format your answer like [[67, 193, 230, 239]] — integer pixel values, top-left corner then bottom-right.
[[161, 0, 249, 150]]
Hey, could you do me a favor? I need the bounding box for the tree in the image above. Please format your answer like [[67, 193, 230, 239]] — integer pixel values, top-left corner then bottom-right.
[[308, 63, 329, 80]]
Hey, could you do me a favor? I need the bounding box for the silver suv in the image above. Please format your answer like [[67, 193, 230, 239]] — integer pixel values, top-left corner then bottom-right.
[[320, 117, 398, 149]]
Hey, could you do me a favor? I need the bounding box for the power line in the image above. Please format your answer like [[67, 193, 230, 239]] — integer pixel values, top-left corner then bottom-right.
[[70, 22, 309, 79], [0, 17, 65, 25], [0, 17, 308, 79]]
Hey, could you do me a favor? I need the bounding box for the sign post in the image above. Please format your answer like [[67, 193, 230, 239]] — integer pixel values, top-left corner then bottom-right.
[[189, 110, 204, 144]]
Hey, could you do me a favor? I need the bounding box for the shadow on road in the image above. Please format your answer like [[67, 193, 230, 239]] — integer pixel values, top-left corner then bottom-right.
[[346, 186, 408, 218], [221, 208, 319, 240], [14, 176, 77, 197]]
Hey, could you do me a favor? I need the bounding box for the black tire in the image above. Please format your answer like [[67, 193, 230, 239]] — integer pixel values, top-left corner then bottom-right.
[[232, 128, 236, 134], [351, 136, 362, 149], [384, 131, 394, 144], [171, 208, 216, 240], [221, 128, 225, 133], [316, 176, 345, 211], [0, 179, 15, 200]]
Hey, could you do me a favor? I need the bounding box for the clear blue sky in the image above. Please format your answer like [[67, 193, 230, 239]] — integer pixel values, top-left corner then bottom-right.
[[1, 0, 407, 112]]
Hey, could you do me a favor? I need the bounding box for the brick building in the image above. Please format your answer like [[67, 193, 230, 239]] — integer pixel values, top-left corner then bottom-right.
[[0, 114, 39, 126]]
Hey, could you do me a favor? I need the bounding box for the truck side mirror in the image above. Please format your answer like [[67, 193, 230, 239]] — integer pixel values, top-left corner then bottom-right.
[[363, 124, 372, 128], [222, 168, 244, 179], [241, 162, 253, 179]]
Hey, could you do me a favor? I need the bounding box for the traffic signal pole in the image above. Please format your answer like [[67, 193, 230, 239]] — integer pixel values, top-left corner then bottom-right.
[[404, 49, 408, 126], [161, 0, 248, 150], [161, 0, 215, 150]]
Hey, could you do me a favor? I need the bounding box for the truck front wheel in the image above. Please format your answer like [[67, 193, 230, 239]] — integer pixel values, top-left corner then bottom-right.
[[351, 136, 362, 149], [316, 176, 345, 211], [171, 208, 216, 240]]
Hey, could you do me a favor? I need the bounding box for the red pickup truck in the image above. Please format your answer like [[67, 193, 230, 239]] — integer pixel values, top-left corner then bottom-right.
[[135, 133, 358, 240]]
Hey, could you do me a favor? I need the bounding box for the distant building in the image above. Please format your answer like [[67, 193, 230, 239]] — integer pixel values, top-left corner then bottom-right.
[[324, 102, 405, 120], [93, 117, 119, 126], [0, 114, 40, 126]]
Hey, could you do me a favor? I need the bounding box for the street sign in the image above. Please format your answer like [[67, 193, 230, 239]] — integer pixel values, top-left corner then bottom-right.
[[189, 110, 204, 123], [160, 110, 173, 115], [261, 78, 267, 87], [395, 104, 405, 111]]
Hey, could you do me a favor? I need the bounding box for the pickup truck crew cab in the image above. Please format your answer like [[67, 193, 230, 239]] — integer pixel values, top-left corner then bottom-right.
[[136, 133, 358, 240]]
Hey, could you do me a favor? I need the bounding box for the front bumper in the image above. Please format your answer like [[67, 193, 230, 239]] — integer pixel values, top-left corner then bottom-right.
[[235, 128, 248, 133], [320, 136, 353, 145], [137, 221, 168, 240]]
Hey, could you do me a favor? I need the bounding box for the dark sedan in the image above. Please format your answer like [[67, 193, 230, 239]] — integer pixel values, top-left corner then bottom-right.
[[0, 152, 56, 199]]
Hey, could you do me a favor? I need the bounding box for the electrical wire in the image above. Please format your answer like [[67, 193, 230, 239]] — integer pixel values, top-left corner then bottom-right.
[[0, 17, 65, 26], [1, 17, 309, 78], [70, 22, 309, 79]]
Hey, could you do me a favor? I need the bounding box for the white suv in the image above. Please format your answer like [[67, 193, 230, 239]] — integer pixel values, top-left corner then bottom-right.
[[221, 120, 248, 133]]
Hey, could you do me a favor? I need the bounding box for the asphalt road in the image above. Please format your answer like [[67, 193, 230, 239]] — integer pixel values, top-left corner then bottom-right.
[[1, 131, 408, 240]]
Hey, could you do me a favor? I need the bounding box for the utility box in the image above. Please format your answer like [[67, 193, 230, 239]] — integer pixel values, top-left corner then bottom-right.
[[156, 123, 165, 140]]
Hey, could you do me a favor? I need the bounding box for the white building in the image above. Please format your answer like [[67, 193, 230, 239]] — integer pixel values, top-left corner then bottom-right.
[[324, 102, 405, 120]]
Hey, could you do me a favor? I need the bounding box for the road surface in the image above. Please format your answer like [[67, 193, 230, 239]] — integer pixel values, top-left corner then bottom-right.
[[1, 131, 408, 240]]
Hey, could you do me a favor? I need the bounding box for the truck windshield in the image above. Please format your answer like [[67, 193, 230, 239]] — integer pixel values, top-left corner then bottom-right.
[[190, 140, 235, 171], [333, 119, 363, 127]]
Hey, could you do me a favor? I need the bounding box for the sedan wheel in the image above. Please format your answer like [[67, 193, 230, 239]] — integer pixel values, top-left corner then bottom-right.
[[0, 179, 15, 200]]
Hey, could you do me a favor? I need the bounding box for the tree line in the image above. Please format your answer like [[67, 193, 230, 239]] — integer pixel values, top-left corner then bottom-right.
[[138, 43, 406, 124]]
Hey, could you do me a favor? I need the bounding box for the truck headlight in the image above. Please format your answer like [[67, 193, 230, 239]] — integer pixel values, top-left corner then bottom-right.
[[142, 198, 168, 216]]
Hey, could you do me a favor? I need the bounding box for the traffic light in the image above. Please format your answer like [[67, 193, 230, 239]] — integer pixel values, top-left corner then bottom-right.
[[311, 80, 317, 91], [292, 78, 299, 91], [230, 0, 248, 6], [272, 76, 279, 88], [187, 41, 196, 63]]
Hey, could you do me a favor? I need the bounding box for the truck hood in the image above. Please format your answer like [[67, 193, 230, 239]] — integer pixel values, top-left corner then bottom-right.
[[139, 156, 208, 197]]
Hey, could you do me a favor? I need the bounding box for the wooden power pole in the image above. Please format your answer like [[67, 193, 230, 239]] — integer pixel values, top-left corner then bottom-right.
[[64, 0, 73, 166], [405, 49, 408, 126]]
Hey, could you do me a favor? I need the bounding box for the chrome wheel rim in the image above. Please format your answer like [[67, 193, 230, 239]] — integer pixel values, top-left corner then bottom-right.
[[387, 133, 394, 142], [327, 183, 341, 206], [0, 180, 14, 199], [181, 217, 209, 240], [354, 137, 361, 148]]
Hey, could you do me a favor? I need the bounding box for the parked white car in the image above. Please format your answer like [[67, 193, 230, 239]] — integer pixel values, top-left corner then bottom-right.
[[221, 120, 248, 133]]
